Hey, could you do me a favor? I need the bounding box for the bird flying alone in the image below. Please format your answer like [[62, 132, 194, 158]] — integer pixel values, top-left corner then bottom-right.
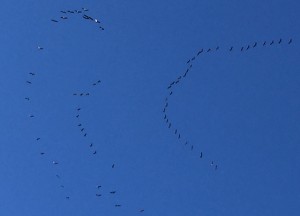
[[37, 46, 43, 50], [51, 19, 58, 22]]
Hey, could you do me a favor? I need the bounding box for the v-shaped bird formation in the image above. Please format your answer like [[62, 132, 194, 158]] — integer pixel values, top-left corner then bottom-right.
[[164, 38, 293, 171]]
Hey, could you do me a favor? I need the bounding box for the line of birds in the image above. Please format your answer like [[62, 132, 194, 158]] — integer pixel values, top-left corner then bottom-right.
[[51, 7, 104, 30], [25, 47, 72, 198], [27, 8, 145, 214], [164, 37, 293, 171]]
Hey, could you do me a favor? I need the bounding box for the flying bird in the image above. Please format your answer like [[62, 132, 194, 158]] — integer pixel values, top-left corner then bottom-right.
[[90, 143, 93, 147], [169, 91, 173, 95], [53, 161, 58, 165], [240, 47, 244, 51], [278, 38, 282, 44], [215, 165, 218, 170], [77, 108, 81, 111], [191, 56, 195, 61], [26, 81, 32, 84], [187, 60, 191, 64], [66, 196, 70, 199], [25, 97, 30, 101], [81, 128, 84, 132], [110, 191, 116, 194], [112, 164, 115, 168], [270, 40, 274, 45], [60, 11, 67, 14], [200, 152, 203, 158], [246, 45, 250, 50], [96, 194, 101, 197], [76, 115, 79, 118], [229, 46, 233, 51], [115, 204, 121, 207], [56, 174, 60, 179], [94, 19, 100, 23], [191, 145, 194, 150], [36, 138, 40, 141], [207, 48, 211, 52], [97, 185, 101, 189], [82, 7, 89, 11], [253, 42, 257, 48], [263, 41, 266, 46], [168, 123, 171, 128], [197, 49, 203, 55], [93, 151, 97, 155], [78, 124, 82, 126], [37, 46, 43, 50], [288, 38, 293, 44], [140, 209, 145, 212], [29, 115, 34, 118], [40, 152, 45, 155], [60, 16, 68, 19], [216, 46, 219, 51], [97, 80, 101, 83], [84, 133, 87, 137], [29, 72, 35, 75]]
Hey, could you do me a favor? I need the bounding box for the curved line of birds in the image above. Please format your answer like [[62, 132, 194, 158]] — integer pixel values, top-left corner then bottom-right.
[[51, 7, 104, 31], [163, 37, 293, 170], [25, 7, 145, 213]]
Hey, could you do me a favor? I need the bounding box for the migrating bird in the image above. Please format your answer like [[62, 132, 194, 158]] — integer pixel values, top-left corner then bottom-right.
[[56, 174, 60, 179], [76, 115, 79, 118], [96, 194, 101, 197], [51, 19, 58, 22], [115, 204, 121, 207], [168, 123, 171, 128], [82, 7, 89, 11], [78, 123, 82, 126], [94, 19, 100, 23], [60, 11, 67, 14], [84, 133, 87, 137], [81, 128, 85, 132], [73, 93, 77, 96], [90, 143, 93, 147], [93, 151, 97, 155], [77, 108, 81, 111], [169, 91, 173, 95], [270, 40, 274, 45], [246, 45, 250, 50], [112, 164, 115, 168], [26, 81, 32, 84], [187, 59, 190, 64], [263, 41, 266, 46], [66, 196, 70, 200], [61, 16, 68, 19], [229, 46, 233, 51], [67, 10, 74, 13], [191, 145, 194, 151], [200, 152, 203, 158], [29, 115, 34, 118], [36, 138, 41, 141], [29, 72, 35, 76], [97, 185, 102, 189], [215, 165, 218, 170], [253, 42, 257, 48], [110, 191, 116, 194], [140, 209, 145, 212], [278, 38, 282, 44], [288, 38, 293, 44], [40, 152, 45, 155], [178, 134, 181, 139], [191, 56, 195, 61], [25, 97, 30, 101], [216, 46, 219, 51], [86, 93, 90, 96], [99, 27, 105, 30], [240, 47, 244, 51], [53, 161, 58, 165], [37, 46, 43, 50], [197, 49, 203, 55], [207, 48, 211, 52]]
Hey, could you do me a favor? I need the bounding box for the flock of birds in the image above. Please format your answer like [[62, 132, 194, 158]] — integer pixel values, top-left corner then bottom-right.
[[51, 7, 105, 30], [24, 8, 145, 214], [23, 5, 295, 215], [163, 37, 293, 170]]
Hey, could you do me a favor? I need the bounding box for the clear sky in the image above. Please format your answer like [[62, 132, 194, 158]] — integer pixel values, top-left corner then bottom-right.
[[0, 0, 299, 216]]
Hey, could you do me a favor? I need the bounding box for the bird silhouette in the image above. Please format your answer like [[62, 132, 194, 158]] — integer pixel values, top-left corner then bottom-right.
[[110, 191, 116, 194], [270, 40, 274, 45], [263, 41, 266, 46], [200, 152, 203, 158], [253, 42, 257, 48], [26, 81, 32, 84], [25, 97, 30, 101], [229, 46, 233, 51], [29, 72, 35, 76], [60, 16, 68, 19], [96, 194, 101, 197], [112, 164, 115, 168], [115, 204, 121, 207], [288, 38, 293, 44], [93, 151, 97, 155], [278, 38, 282, 44], [197, 49, 203, 55], [37, 46, 43, 50]]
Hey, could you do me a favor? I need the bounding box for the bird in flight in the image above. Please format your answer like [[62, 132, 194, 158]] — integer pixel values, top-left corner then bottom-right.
[[229, 46, 233, 51], [191, 145, 193, 150], [253, 42, 257, 48], [197, 49, 203, 55], [278, 38, 282, 44], [53, 161, 58, 165], [93, 151, 97, 155], [29, 72, 35, 76], [200, 152, 203, 158], [78, 123, 82, 126], [60, 11, 67, 14], [51, 19, 58, 22], [60, 16, 68, 19], [270, 40, 274, 45], [25, 97, 30, 101], [140, 209, 145, 212], [26, 81, 32, 84], [37, 46, 43, 50], [90, 143, 93, 147], [112, 164, 115, 168], [288, 38, 293, 44], [263, 41, 266, 46], [115, 204, 121, 207], [97, 185, 101, 189], [36, 138, 41, 141], [110, 191, 116, 194], [96, 194, 101, 197], [40, 152, 45, 155], [29, 115, 34, 118], [66, 196, 70, 199]]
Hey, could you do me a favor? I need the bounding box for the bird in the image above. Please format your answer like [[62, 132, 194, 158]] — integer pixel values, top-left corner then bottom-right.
[[215, 165, 218, 170], [40, 152, 45, 155], [82, 7, 89, 11], [66, 196, 70, 199], [112, 164, 115, 168], [207, 48, 211, 52], [56, 174, 60, 179], [96, 194, 101, 197], [53, 161, 58, 165], [60, 185, 64, 188], [169, 91, 173, 95], [189, 64, 193, 68], [81, 128, 85, 132], [191, 56, 195, 61], [240, 47, 244, 51], [197, 49, 203, 55], [200, 152, 203, 158], [191, 145, 194, 150], [288, 38, 293, 44], [93, 83, 97, 86], [210, 161, 214, 166], [99, 27, 105, 31], [246, 45, 250, 50], [229, 46, 233, 51], [253, 42, 257, 48], [185, 141, 188, 145], [175, 129, 177, 134], [97, 80, 101, 83], [216, 46, 219, 51], [86, 93, 90, 96], [140, 209, 145, 212], [168, 123, 171, 128], [93, 151, 97, 155], [29, 115, 34, 118], [263, 41, 266, 46], [97, 185, 101, 189], [73, 93, 77, 96], [36, 138, 41, 141], [165, 103, 168, 107], [163, 108, 166, 113], [90, 143, 93, 147], [51, 19, 58, 22], [29, 72, 35, 75], [115, 204, 121, 207], [278, 38, 282, 44], [94, 19, 100, 23], [76, 115, 79, 118], [78, 123, 82, 126], [187, 60, 191, 64], [26, 81, 32, 84], [77, 108, 81, 111], [164, 114, 167, 119], [270, 40, 274, 45], [67, 10, 74, 13], [25, 97, 30, 101], [84, 133, 87, 137], [110, 191, 116, 194], [60, 16, 68, 19], [60, 11, 67, 14], [178, 134, 181, 139], [80, 93, 84, 96], [37, 46, 43, 50]]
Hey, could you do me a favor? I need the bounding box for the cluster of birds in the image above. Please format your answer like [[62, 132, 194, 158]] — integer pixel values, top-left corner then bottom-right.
[[51, 7, 104, 30], [25, 8, 145, 214], [164, 37, 294, 170]]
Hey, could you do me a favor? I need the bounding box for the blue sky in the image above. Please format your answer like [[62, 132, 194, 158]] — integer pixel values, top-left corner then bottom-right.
[[0, 0, 299, 215]]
